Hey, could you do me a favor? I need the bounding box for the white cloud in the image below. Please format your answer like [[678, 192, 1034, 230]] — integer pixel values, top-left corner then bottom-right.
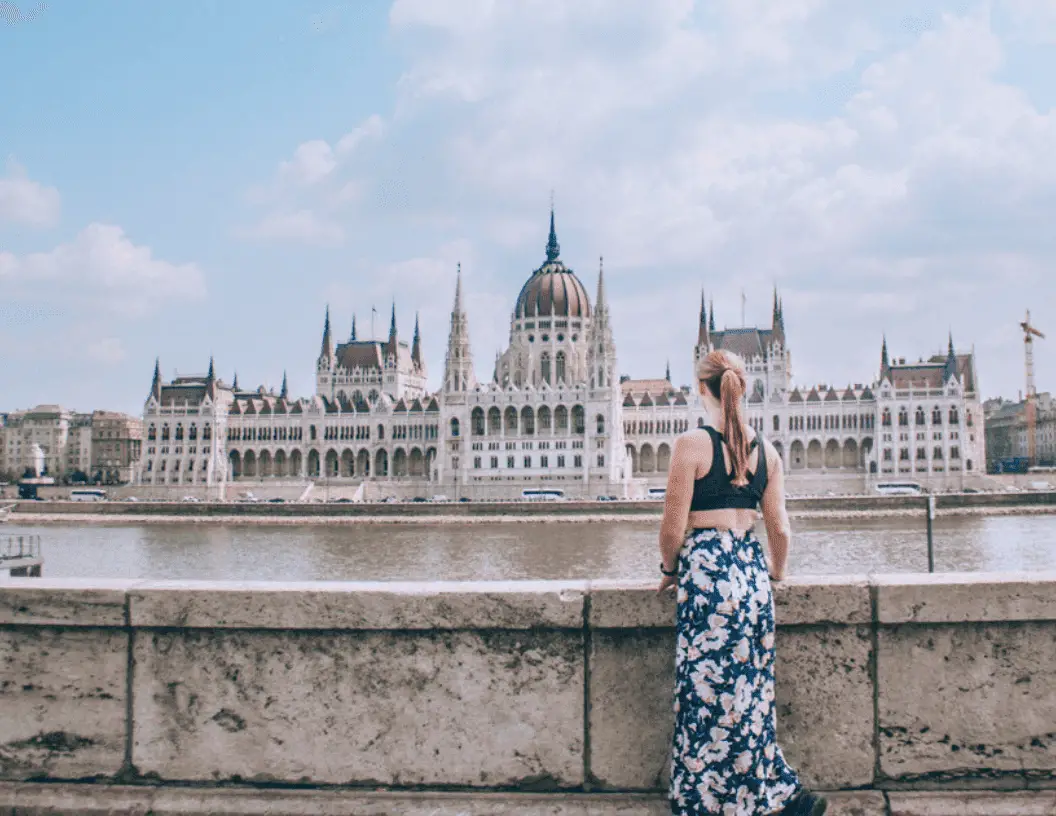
[[249, 1, 1056, 398], [240, 210, 345, 246], [0, 158, 61, 227], [243, 115, 384, 244], [85, 337, 127, 365], [0, 223, 206, 317]]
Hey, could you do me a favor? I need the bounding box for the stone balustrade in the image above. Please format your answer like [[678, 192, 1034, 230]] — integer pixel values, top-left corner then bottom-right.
[[1, 573, 1055, 815]]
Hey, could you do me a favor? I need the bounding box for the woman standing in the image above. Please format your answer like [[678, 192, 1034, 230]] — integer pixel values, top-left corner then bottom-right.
[[658, 350, 826, 816]]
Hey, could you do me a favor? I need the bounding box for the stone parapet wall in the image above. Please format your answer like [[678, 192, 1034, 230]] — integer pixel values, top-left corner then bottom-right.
[[1, 573, 1054, 812]]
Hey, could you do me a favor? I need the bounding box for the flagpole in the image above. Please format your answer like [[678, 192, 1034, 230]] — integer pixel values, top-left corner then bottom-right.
[[371, 307, 376, 341], [741, 290, 746, 327]]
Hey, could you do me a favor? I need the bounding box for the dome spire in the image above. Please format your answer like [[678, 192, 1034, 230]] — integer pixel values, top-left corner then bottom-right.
[[545, 198, 560, 263]]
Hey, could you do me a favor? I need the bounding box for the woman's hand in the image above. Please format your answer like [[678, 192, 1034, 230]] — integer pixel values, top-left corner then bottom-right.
[[658, 572, 678, 593]]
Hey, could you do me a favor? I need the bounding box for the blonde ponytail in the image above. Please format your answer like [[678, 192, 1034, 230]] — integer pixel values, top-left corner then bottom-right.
[[696, 350, 751, 487]]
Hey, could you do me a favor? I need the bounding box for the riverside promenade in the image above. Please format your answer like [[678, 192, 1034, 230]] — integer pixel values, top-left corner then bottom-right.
[[1, 573, 1055, 815], [7, 489, 1056, 525]]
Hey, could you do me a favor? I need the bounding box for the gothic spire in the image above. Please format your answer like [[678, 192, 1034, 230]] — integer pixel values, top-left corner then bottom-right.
[[943, 332, 958, 383], [319, 305, 333, 362], [698, 289, 710, 347], [206, 356, 215, 382], [232, 371, 239, 391], [772, 286, 780, 328], [386, 302, 398, 358], [880, 335, 891, 381], [280, 370, 288, 400], [444, 262, 476, 393], [666, 360, 672, 383], [545, 205, 560, 263], [350, 314, 357, 342], [596, 256, 607, 309], [412, 312, 423, 368], [454, 262, 464, 312], [708, 299, 716, 333], [150, 357, 161, 401]]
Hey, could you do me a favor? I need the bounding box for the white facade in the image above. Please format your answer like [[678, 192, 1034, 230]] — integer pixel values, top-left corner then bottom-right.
[[136, 210, 986, 497]]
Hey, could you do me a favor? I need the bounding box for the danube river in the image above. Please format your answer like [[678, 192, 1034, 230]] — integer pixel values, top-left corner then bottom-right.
[[5, 513, 1056, 580]]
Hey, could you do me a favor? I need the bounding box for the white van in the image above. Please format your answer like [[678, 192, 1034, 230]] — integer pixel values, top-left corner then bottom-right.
[[70, 488, 107, 502]]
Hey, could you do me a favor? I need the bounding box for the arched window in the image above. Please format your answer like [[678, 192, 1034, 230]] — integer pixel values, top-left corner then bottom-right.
[[147, 424, 156, 441], [881, 409, 891, 427], [697, 417, 705, 428], [161, 424, 170, 441], [203, 424, 211, 441], [572, 405, 585, 434], [948, 407, 959, 425], [541, 352, 552, 386], [932, 406, 942, 424], [915, 407, 925, 426], [175, 423, 184, 441], [897, 408, 908, 427], [556, 352, 566, 384], [933, 446, 943, 460], [773, 415, 780, 432], [471, 407, 485, 436], [450, 418, 460, 438], [189, 425, 198, 441], [596, 414, 605, 435], [966, 411, 973, 427]]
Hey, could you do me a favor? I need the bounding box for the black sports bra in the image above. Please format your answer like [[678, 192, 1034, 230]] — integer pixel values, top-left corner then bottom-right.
[[689, 426, 768, 511]]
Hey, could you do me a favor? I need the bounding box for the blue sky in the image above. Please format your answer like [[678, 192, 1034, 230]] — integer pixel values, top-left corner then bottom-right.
[[2, 0, 1055, 414]]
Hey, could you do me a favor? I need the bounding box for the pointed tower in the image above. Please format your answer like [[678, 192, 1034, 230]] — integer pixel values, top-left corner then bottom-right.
[[880, 335, 892, 382], [771, 287, 786, 349], [665, 360, 672, 383], [586, 256, 617, 389], [545, 206, 560, 263], [280, 371, 288, 400], [411, 312, 424, 371], [708, 299, 716, 333], [232, 371, 240, 391], [149, 358, 162, 402], [384, 302, 399, 366], [942, 332, 958, 383], [204, 356, 217, 397], [318, 306, 333, 368], [350, 315, 357, 342], [697, 290, 710, 347], [443, 263, 477, 394], [694, 289, 712, 371]]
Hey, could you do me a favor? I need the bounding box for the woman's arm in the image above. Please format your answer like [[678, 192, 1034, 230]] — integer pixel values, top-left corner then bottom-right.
[[658, 434, 700, 574], [759, 440, 791, 580]]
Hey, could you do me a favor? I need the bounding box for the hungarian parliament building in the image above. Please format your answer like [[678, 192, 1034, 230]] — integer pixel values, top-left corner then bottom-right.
[[136, 211, 986, 498]]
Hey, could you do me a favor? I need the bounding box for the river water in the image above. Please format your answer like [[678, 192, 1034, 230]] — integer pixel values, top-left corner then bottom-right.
[[4, 514, 1056, 581]]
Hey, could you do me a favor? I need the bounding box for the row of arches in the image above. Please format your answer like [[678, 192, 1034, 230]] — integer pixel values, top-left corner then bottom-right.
[[465, 405, 590, 437], [626, 443, 673, 475], [625, 438, 875, 475], [228, 447, 438, 480]]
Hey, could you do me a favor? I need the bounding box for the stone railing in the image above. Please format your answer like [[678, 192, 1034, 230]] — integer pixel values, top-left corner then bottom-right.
[[1, 573, 1055, 815]]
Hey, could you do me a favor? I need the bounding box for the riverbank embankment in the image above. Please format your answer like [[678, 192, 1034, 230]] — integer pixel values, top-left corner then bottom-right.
[[5, 490, 1056, 525]]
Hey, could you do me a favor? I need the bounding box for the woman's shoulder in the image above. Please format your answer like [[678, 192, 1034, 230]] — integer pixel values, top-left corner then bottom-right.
[[675, 427, 714, 452]]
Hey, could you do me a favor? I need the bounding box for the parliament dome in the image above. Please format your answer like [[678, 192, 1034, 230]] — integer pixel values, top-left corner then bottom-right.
[[514, 211, 592, 320]]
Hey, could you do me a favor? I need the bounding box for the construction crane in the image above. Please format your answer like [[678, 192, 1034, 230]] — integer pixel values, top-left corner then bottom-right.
[[1020, 310, 1045, 465]]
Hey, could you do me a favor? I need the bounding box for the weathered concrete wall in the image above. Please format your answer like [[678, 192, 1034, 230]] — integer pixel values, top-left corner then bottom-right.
[[1, 573, 1054, 812]]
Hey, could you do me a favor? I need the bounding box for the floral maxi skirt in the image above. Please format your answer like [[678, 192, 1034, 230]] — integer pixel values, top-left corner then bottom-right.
[[669, 528, 801, 815]]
